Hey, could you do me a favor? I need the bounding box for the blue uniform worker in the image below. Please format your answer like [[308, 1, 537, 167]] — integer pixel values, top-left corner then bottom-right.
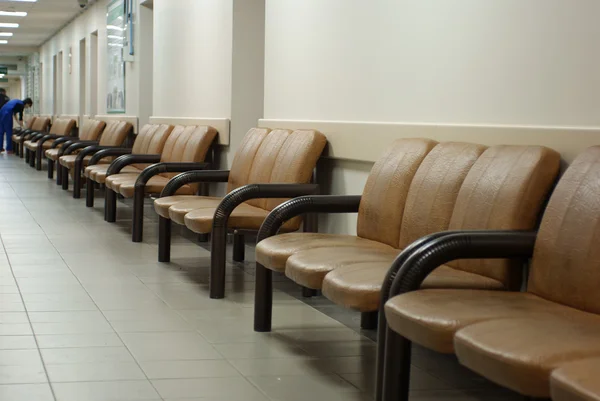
[[0, 97, 32, 153]]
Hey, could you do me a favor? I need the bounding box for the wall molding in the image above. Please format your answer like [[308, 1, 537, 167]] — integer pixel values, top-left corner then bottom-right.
[[149, 117, 230, 145], [58, 114, 80, 127], [95, 115, 139, 134], [259, 119, 600, 164]]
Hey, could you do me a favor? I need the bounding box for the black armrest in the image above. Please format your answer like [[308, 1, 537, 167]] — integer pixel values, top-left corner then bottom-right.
[[106, 154, 162, 176], [88, 148, 134, 167], [63, 141, 99, 156], [387, 230, 537, 298], [256, 195, 362, 243], [51, 137, 74, 149], [160, 170, 229, 198], [36, 134, 63, 146], [134, 162, 212, 191], [160, 170, 231, 197], [29, 132, 46, 142], [213, 183, 321, 233]]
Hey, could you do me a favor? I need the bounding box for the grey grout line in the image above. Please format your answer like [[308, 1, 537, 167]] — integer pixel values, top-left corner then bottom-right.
[[0, 204, 58, 400]]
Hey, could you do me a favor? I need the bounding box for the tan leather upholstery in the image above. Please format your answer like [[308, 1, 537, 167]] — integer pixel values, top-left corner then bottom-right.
[[154, 195, 199, 218], [255, 233, 397, 272], [59, 120, 132, 169], [382, 147, 600, 398], [324, 264, 505, 313], [25, 118, 76, 151], [446, 145, 560, 290], [527, 146, 600, 314], [183, 202, 299, 234], [320, 145, 560, 312], [455, 317, 600, 397], [45, 119, 106, 161], [357, 139, 437, 248], [226, 128, 271, 192], [30, 117, 50, 132], [551, 359, 600, 401], [104, 125, 216, 197], [283, 142, 487, 291], [181, 129, 327, 234], [83, 124, 174, 182], [286, 245, 397, 290]]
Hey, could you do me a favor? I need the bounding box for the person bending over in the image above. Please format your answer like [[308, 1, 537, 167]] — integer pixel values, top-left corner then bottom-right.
[[0, 97, 32, 154]]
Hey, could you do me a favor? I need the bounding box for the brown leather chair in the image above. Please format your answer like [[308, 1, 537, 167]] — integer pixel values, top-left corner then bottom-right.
[[253, 143, 559, 336], [11, 116, 36, 154], [380, 146, 600, 400], [153, 128, 326, 298], [58, 120, 133, 196], [551, 359, 600, 401], [24, 118, 77, 170], [16, 116, 51, 158], [45, 119, 106, 180], [83, 123, 174, 208], [103, 125, 217, 243]]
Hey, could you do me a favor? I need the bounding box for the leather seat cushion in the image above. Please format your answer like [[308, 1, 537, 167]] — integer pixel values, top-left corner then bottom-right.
[[284, 245, 398, 289], [59, 155, 93, 169], [112, 175, 195, 198], [85, 165, 141, 183], [154, 195, 202, 218], [551, 359, 600, 401], [105, 173, 140, 191], [322, 263, 506, 313], [183, 203, 300, 234], [385, 290, 560, 354], [45, 148, 60, 161], [454, 316, 600, 397], [167, 198, 228, 224], [255, 233, 393, 272], [25, 139, 55, 151]]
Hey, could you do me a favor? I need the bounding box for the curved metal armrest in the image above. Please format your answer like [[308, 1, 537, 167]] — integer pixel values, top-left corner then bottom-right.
[[75, 145, 121, 164], [29, 132, 46, 142], [214, 183, 321, 232], [37, 134, 63, 146], [88, 148, 134, 167], [256, 195, 362, 242], [105, 154, 161, 176], [161, 170, 231, 197], [63, 141, 99, 155], [387, 230, 537, 298], [135, 162, 212, 189], [51, 137, 73, 149]]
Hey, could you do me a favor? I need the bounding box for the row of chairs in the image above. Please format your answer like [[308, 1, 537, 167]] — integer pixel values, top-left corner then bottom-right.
[[11, 117, 600, 400]]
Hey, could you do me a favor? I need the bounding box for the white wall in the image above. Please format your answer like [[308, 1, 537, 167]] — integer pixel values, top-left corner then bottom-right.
[[39, 0, 152, 124], [40, 0, 107, 116], [264, 0, 600, 234], [153, 0, 233, 118], [265, 0, 600, 126]]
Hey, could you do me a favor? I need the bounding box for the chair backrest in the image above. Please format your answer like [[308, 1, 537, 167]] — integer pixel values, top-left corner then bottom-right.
[[528, 146, 600, 313], [78, 119, 106, 141], [159, 125, 217, 178], [98, 121, 133, 147], [25, 116, 36, 129], [357, 138, 437, 248], [128, 124, 174, 169], [49, 118, 76, 136], [398, 142, 487, 249], [264, 130, 327, 211], [447, 145, 560, 289], [31, 117, 50, 132], [227, 128, 272, 192]]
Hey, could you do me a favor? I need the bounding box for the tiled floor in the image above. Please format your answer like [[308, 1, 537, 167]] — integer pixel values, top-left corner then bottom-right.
[[0, 154, 521, 401]]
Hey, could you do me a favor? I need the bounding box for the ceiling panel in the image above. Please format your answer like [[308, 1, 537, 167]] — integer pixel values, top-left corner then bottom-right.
[[0, 0, 87, 53]]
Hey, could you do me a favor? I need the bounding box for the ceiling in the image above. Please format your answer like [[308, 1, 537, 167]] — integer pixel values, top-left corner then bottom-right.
[[0, 0, 85, 52]]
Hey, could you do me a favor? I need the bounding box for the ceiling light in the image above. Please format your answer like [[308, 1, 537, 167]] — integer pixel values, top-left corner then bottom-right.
[[0, 1, 37, 3], [0, 32, 12, 36], [0, 23, 18, 28], [0, 40, 8, 44], [0, 11, 26, 17]]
